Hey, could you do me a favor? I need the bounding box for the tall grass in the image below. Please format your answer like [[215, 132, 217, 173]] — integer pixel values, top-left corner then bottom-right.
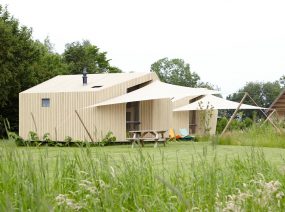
[[0, 142, 285, 211], [217, 124, 285, 148]]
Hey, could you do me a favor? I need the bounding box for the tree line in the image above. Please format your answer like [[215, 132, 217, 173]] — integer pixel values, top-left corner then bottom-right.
[[0, 5, 284, 137]]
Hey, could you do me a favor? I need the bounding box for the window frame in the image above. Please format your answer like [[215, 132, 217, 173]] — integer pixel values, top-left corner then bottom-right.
[[41, 98, 50, 107]]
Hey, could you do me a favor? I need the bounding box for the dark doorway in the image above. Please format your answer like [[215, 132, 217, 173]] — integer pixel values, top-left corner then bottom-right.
[[126, 101, 140, 131], [189, 96, 203, 134], [125, 81, 151, 132]]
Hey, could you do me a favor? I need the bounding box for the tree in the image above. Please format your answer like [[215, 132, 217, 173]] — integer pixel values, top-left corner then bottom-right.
[[280, 75, 285, 88], [0, 6, 68, 137], [63, 40, 121, 74], [150, 58, 200, 87], [30, 40, 68, 84], [227, 81, 282, 118], [227, 81, 281, 108], [0, 6, 42, 135]]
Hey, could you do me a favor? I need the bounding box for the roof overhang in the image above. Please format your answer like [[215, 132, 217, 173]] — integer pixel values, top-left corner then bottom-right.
[[86, 80, 219, 108], [173, 95, 265, 111]]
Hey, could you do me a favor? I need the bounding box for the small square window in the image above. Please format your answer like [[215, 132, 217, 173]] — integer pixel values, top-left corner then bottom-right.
[[42, 98, 50, 107]]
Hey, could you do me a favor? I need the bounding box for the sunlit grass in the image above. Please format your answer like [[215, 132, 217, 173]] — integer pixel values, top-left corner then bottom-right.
[[0, 140, 285, 210]]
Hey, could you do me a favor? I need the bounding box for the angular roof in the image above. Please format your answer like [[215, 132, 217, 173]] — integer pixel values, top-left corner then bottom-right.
[[21, 72, 151, 93]]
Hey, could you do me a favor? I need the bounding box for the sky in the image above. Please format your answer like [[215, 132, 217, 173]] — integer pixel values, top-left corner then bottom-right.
[[1, 0, 285, 97]]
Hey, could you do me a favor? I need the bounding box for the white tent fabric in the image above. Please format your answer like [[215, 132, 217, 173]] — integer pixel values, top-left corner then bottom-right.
[[173, 95, 264, 111], [87, 80, 219, 108]]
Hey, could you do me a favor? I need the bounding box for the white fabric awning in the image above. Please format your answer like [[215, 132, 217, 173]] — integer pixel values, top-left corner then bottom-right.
[[87, 80, 219, 108], [173, 95, 264, 111]]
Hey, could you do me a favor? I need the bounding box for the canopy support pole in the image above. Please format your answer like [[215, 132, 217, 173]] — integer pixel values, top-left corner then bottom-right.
[[75, 110, 95, 143], [220, 93, 248, 136], [262, 109, 276, 126], [30, 112, 38, 132], [247, 96, 281, 133]]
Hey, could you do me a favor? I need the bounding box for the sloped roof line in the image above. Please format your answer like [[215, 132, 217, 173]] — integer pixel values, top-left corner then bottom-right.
[[269, 87, 285, 109], [20, 72, 152, 93]]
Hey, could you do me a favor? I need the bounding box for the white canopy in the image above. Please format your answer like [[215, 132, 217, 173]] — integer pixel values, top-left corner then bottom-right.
[[87, 80, 219, 108], [173, 95, 264, 111]]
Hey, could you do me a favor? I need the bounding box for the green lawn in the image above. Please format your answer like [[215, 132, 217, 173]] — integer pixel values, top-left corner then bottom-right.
[[5, 141, 285, 167], [1, 140, 285, 211]]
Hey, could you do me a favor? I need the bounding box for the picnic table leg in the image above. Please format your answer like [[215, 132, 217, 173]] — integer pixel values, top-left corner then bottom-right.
[[161, 132, 166, 147], [154, 140, 158, 148], [131, 139, 135, 148], [131, 133, 138, 148], [140, 139, 144, 147], [153, 132, 159, 148]]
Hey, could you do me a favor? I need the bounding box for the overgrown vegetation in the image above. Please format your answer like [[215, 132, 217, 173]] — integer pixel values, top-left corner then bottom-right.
[[0, 142, 285, 211], [217, 124, 285, 148], [216, 114, 254, 134]]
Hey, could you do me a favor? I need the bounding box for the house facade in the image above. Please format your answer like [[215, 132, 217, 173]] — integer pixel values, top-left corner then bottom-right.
[[19, 72, 218, 142]]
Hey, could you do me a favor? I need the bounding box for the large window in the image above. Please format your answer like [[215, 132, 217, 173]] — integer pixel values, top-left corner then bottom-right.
[[42, 98, 50, 107]]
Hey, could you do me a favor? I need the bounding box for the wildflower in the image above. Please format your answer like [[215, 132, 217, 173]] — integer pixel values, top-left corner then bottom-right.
[[80, 179, 92, 186], [110, 166, 116, 178], [79, 170, 89, 176], [276, 191, 284, 199], [55, 194, 67, 205]]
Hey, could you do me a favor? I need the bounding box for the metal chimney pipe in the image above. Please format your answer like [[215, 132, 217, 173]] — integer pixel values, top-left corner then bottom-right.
[[82, 67, 87, 85]]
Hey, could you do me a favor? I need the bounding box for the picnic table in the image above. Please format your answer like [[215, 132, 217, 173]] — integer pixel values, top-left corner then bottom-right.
[[127, 130, 167, 147]]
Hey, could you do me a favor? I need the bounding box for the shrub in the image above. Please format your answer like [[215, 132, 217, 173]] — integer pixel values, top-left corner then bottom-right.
[[64, 136, 73, 147], [8, 132, 25, 146], [28, 131, 41, 146], [216, 117, 228, 134], [101, 131, 116, 146]]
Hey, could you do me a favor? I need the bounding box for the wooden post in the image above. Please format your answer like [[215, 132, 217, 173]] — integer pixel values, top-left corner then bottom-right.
[[220, 93, 248, 136], [247, 95, 281, 133], [75, 110, 95, 143], [30, 112, 38, 132], [262, 109, 276, 126], [54, 127, 58, 141]]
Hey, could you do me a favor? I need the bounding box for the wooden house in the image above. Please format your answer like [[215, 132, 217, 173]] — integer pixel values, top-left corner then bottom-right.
[[19, 72, 218, 141]]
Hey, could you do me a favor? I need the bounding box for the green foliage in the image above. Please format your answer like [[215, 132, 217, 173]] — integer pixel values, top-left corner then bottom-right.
[[28, 131, 39, 142], [64, 136, 73, 147], [7, 132, 25, 146], [216, 117, 228, 134], [0, 6, 38, 135], [0, 6, 68, 137], [0, 5, 123, 138], [100, 131, 116, 146], [227, 81, 282, 118], [198, 101, 214, 135], [151, 57, 201, 87], [280, 75, 285, 88], [216, 115, 254, 134], [63, 40, 121, 74]]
